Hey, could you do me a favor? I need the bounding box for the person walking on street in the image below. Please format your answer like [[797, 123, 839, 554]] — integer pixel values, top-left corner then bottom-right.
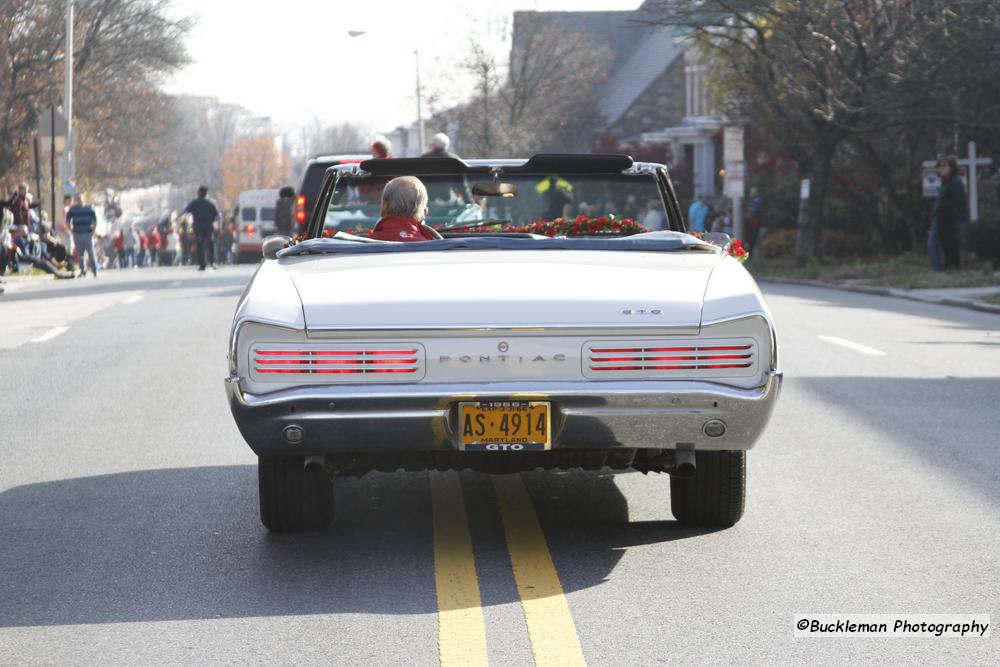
[[931, 155, 968, 270], [67, 194, 99, 277], [184, 185, 220, 271]]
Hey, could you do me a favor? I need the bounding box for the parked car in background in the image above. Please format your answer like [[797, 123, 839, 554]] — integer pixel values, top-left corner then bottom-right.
[[235, 189, 280, 263], [293, 154, 368, 235], [227, 154, 781, 532]]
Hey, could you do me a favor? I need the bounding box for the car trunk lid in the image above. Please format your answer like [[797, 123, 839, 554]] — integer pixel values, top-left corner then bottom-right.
[[284, 249, 719, 333]]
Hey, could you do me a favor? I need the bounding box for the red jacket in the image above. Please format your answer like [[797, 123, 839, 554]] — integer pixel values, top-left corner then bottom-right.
[[369, 215, 438, 242]]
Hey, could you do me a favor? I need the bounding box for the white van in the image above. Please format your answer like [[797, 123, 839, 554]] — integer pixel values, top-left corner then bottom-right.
[[236, 188, 280, 262]]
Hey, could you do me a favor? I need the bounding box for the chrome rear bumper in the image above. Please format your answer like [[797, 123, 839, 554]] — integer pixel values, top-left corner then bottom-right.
[[226, 372, 782, 458]]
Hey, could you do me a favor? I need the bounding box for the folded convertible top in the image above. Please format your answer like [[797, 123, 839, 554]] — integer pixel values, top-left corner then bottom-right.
[[278, 232, 717, 258]]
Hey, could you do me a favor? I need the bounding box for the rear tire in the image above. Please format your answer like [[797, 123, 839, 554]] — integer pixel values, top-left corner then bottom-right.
[[670, 450, 745, 526], [258, 456, 334, 532]]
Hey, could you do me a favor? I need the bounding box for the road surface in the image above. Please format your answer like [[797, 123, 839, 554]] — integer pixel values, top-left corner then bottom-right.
[[1, 267, 997, 664]]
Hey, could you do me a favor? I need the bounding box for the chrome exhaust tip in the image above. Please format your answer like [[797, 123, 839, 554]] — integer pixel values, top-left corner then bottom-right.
[[675, 448, 697, 478]]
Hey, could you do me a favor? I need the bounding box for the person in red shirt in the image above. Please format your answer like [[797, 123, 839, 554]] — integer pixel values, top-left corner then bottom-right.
[[147, 225, 161, 266], [369, 176, 444, 242]]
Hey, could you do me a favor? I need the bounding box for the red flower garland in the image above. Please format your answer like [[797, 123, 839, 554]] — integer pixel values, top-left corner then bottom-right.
[[486, 214, 647, 237], [291, 215, 648, 245], [689, 232, 749, 263]]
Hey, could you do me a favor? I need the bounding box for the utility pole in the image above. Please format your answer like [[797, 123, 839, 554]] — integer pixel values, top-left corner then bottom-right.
[[348, 30, 425, 156], [62, 0, 75, 190], [723, 125, 745, 241], [414, 48, 425, 155]]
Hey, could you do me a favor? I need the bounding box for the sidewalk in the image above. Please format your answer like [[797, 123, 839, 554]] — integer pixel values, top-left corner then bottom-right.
[[761, 278, 1000, 315]]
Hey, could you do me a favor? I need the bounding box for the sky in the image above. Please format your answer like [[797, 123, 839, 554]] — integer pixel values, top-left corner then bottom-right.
[[165, 0, 643, 140]]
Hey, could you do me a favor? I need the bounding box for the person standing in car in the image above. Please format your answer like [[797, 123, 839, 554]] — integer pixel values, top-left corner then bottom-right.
[[183, 185, 220, 271], [421, 133, 458, 159], [371, 135, 393, 159]]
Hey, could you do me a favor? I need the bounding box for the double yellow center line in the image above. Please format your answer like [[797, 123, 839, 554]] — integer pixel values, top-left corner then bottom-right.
[[431, 471, 489, 666], [430, 471, 587, 667]]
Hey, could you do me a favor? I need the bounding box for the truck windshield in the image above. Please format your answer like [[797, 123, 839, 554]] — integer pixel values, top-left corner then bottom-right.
[[321, 173, 670, 237]]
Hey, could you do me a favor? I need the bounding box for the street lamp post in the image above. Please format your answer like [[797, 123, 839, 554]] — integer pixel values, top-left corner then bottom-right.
[[414, 48, 425, 155], [348, 30, 425, 155], [62, 0, 75, 189]]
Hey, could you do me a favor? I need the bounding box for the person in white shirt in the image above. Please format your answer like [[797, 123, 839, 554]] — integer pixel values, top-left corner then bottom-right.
[[163, 223, 180, 266]]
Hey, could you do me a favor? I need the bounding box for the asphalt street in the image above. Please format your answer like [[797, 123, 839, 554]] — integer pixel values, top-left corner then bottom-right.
[[0, 266, 997, 665]]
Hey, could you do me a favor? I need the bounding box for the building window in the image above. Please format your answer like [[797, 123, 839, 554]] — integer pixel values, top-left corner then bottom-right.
[[685, 63, 709, 117]]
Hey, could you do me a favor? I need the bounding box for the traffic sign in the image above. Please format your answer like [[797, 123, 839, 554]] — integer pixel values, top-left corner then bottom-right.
[[38, 106, 68, 152], [922, 169, 941, 198], [723, 161, 745, 198]]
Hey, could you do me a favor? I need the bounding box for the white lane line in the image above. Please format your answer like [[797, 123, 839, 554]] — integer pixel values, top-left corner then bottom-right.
[[168, 281, 182, 287], [121, 293, 144, 304], [818, 335, 887, 356], [31, 326, 69, 343]]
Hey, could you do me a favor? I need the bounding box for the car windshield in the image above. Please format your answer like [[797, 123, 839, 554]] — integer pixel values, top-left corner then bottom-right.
[[321, 172, 669, 237]]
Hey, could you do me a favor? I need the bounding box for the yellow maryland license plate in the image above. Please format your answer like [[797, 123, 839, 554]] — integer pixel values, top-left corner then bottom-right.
[[459, 401, 551, 452]]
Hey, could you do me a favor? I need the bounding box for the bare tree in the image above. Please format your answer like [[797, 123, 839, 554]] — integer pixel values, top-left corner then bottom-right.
[[314, 121, 368, 155], [643, 0, 1000, 261], [0, 0, 192, 186], [218, 136, 289, 210], [458, 16, 613, 157], [158, 95, 253, 191]]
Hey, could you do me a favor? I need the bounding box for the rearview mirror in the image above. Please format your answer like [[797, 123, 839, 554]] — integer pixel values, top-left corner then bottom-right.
[[471, 182, 518, 198], [262, 235, 289, 260]]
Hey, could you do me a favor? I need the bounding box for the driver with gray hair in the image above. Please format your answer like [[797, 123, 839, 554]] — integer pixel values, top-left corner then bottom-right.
[[369, 176, 444, 242]]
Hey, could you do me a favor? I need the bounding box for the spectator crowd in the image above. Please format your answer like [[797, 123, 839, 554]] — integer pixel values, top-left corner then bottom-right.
[[1, 182, 245, 280]]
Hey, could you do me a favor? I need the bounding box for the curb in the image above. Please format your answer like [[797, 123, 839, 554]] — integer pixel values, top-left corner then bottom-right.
[[0, 272, 55, 284], [759, 277, 1000, 316]]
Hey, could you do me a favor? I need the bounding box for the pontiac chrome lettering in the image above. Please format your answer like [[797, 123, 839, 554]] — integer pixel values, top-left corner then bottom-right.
[[439, 354, 567, 363]]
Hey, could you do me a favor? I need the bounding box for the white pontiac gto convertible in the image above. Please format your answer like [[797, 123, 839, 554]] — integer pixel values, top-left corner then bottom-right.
[[226, 154, 781, 531]]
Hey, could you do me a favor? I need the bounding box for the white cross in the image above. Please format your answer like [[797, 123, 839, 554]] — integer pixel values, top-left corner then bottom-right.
[[958, 141, 993, 222]]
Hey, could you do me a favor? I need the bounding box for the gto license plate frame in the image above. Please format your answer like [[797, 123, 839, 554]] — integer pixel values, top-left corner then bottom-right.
[[458, 400, 551, 452]]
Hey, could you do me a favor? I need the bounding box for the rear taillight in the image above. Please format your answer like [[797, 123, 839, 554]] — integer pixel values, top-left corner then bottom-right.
[[295, 195, 307, 225], [584, 340, 757, 378], [251, 344, 425, 381], [244, 224, 256, 236]]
